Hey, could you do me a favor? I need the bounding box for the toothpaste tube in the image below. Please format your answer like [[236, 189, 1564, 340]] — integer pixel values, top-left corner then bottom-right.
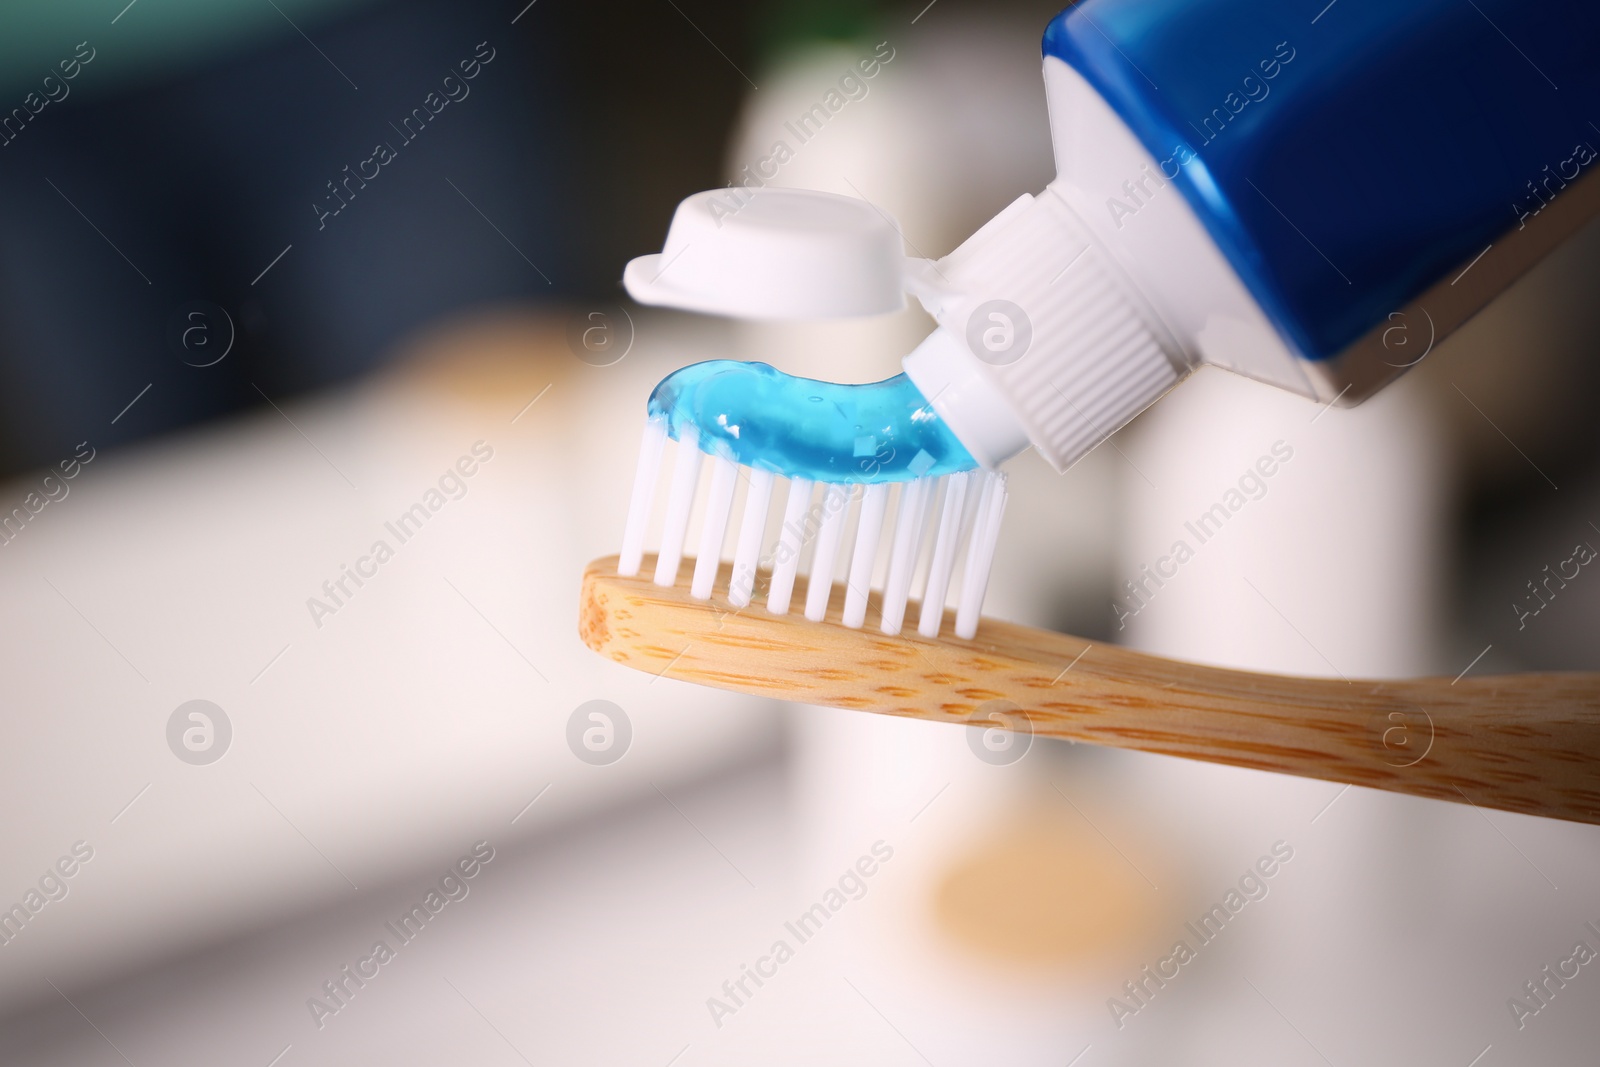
[[903, 0, 1600, 469]]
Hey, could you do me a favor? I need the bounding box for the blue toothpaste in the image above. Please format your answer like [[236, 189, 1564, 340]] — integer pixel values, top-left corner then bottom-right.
[[648, 361, 977, 484]]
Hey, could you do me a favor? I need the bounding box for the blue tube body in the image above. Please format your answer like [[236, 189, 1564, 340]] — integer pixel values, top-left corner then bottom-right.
[[1045, 0, 1600, 361]]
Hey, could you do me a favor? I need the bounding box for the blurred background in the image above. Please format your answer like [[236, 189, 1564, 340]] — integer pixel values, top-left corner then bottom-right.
[[1, 0, 1598, 1063]]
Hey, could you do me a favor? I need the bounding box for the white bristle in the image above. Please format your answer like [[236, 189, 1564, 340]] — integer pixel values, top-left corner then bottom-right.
[[955, 471, 1008, 639], [728, 468, 774, 608], [653, 425, 703, 587], [918, 471, 970, 637], [804, 484, 851, 621], [842, 483, 889, 629], [690, 454, 738, 600], [618, 420, 1009, 638], [880, 477, 934, 635], [618, 416, 667, 577], [766, 477, 813, 615]]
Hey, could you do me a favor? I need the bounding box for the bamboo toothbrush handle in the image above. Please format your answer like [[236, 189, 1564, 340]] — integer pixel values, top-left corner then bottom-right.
[[581, 555, 1600, 825]]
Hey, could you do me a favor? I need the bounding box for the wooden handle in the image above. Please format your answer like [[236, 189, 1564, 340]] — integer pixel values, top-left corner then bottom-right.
[[580, 555, 1600, 825]]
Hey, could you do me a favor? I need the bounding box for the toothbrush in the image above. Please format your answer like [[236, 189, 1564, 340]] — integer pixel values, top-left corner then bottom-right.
[[585, 0, 1600, 822], [582, 556, 1600, 827]]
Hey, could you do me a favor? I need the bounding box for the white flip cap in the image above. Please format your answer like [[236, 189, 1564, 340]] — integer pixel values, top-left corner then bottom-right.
[[624, 187, 909, 320]]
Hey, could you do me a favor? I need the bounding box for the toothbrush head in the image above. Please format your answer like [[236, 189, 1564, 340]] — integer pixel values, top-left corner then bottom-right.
[[617, 383, 1004, 643]]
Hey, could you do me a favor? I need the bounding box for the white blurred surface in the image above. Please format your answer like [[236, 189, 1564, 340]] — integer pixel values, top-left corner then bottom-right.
[[3, 729, 1599, 1066], [0, 308, 780, 1011], [1120, 364, 1450, 677]]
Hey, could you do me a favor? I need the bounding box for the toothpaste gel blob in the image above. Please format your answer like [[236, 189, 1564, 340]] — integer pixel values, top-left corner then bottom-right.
[[647, 360, 978, 484]]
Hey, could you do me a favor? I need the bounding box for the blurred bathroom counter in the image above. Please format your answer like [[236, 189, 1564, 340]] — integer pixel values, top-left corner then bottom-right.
[[0, 305, 782, 1011]]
